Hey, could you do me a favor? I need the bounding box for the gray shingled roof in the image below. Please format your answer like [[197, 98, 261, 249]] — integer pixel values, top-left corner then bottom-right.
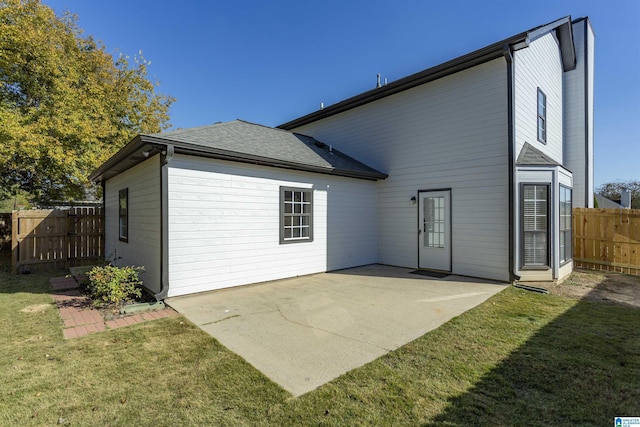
[[516, 142, 560, 166], [90, 120, 387, 182], [144, 120, 386, 179]]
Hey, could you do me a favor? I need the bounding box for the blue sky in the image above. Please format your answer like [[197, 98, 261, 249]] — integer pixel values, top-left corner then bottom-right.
[[44, 0, 639, 188]]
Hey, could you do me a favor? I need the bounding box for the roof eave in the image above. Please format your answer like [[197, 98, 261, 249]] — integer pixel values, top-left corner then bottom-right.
[[556, 20, 577, 71], [88, 135, 153, 182], [528, 16, 576, 71]]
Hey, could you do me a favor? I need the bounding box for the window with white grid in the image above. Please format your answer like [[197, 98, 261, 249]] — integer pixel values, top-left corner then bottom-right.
[[280, 187, 313, 243]]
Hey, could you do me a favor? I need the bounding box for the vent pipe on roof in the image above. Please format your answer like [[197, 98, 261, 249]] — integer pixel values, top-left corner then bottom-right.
[[376, 73, 381, 88], [320, 102, 324, 110]]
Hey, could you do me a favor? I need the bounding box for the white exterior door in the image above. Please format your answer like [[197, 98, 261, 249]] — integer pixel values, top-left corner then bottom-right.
[[418, 190, 451, 271]]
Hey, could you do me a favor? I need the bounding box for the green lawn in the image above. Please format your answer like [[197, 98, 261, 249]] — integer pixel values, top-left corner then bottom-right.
[[1, 264, 638, 426]]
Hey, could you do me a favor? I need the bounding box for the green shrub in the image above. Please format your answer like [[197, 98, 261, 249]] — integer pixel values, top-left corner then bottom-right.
[[85, 265, 144, 306]]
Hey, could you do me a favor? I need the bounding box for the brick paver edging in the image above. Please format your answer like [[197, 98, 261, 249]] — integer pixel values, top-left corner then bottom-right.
[[50, 276, 178, 339]]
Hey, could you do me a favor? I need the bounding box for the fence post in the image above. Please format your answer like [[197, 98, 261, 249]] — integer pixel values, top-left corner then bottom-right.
[[11, 211, 18, 275], [64, 208, 70, 270]]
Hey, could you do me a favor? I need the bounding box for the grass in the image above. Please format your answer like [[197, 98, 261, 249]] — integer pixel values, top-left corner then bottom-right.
[[0, 263, 638, 426]]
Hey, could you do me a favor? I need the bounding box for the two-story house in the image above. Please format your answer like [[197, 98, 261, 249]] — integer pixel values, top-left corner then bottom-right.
[[90, 16, 594, 298]]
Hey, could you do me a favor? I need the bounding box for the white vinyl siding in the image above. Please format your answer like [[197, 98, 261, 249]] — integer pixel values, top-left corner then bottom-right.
[[104, 155, 162, 293], [514, 32, 564, 163], [562, 19, 595, 208], [166, 154, 377, 297], [292, 58, 510, 281]]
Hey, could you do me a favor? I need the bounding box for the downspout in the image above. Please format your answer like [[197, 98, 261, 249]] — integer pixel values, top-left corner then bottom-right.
[[100, 181, 106, 210], [154, 144, 174, 301], [503, 45, 520, 283], [101, 180, 106, 262], [583, 20, 590, 208]]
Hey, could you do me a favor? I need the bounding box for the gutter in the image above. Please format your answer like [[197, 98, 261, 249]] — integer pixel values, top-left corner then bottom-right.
[[503, 45, 521, 283], [583, 19, 591, 207]]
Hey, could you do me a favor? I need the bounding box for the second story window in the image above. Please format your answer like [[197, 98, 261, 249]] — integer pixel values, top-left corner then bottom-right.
[[537, 88, 547, 143]]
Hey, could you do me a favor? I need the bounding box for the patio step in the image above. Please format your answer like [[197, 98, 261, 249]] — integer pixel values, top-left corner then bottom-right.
[[50, 276, 79, 291]]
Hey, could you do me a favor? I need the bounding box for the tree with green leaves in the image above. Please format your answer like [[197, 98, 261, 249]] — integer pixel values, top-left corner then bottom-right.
[[0, 0, 174, 204], [596, 180, 640, 209]]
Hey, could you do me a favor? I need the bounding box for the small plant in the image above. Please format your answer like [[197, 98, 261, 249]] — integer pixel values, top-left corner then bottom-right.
[[102, 250, 122, 266], [85, 265, 144, 306]]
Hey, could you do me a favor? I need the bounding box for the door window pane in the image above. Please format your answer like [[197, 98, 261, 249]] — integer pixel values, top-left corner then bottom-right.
[[424, 196, 445, 248]]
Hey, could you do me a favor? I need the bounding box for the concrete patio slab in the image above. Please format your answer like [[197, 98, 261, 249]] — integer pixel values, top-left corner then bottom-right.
[[165, 264, 506, 396]]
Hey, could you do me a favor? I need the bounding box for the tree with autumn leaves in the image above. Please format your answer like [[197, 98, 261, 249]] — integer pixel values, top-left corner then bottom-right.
[[0, 0, 174, 205]]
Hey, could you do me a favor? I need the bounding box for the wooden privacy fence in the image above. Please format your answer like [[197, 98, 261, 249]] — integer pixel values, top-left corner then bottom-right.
[[11, 207, 104, 274], [0, 213, 11, 253], [573, 207, 640, 275]]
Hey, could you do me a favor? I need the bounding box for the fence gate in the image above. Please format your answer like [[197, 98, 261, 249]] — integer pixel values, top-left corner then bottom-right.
[[11, 207, 104, 274]]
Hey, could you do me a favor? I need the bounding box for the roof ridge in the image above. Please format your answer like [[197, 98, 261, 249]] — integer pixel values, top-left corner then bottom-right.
[[144, 121, 230, 137], [145, 119, 321, 145], [234, 119, 316, 139]]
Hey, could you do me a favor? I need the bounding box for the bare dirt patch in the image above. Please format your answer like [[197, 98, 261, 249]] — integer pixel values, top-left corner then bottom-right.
[[19, 303, 52, 313], [546, 269, 640, 308]]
